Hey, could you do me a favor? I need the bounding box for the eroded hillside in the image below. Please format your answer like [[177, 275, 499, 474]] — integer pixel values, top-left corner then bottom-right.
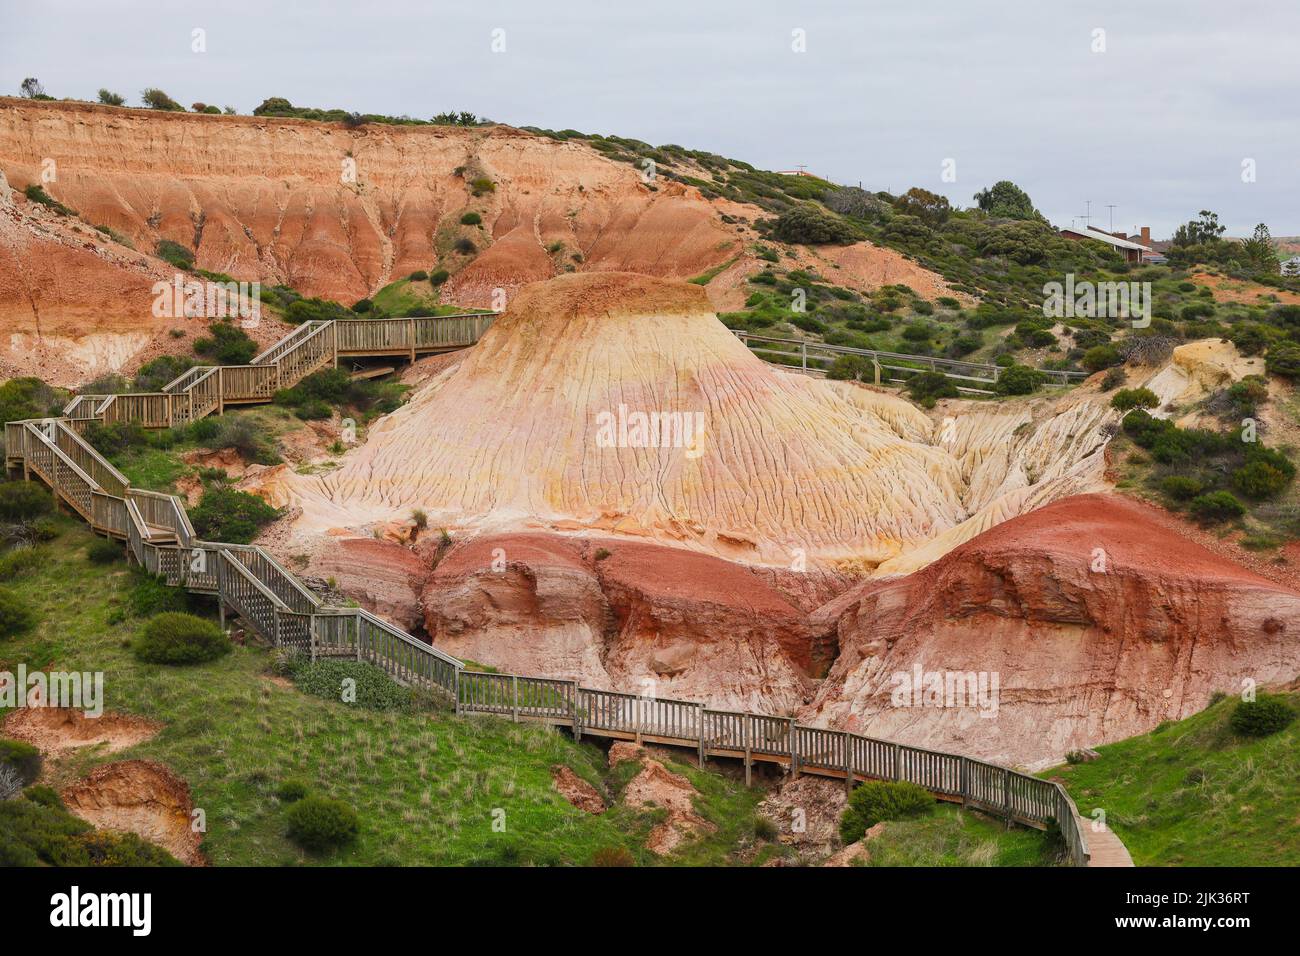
[[0, 98, 967, 382]]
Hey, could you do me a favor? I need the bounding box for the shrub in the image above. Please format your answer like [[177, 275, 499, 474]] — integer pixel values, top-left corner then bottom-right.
[[0, 738, 41, 785], [87, 538, 123, 564], [194, 321, 258, 365], [1229, 696, 1296, 738], [285, 795, 360, 851], [906, 370, 958, 408], [205, 415, 276, 464], [1100, 366, 1127, 391], [352, 298, 373, 314], [0, 545, 44, 578], [188, 486, 280, 544], [134, 355, 195, 392], [1160, 475, 1204, 502], [84, 419, 148, 456], [826, 355, 873, 382], [453, 237, 477, 255], [289, 659, 413, 711], [276, 780, 309, 802], [993, 364, 1046, 396], [459, 212, 482, 226], [1082, 344, 1121, 373], [97, 89, 125, 106], [410, 508, 428, 531], [141, 87, 185, 111], [155, 239, 195, 270], [0, 588, 37, 639], [132, 612, 230, 665], [469, 177, 496, 197], [294, 399, 332, 421], [1188, 490, 1246, 523], [1232, 459, 1291, 499], [839, 780, 933, 843], [590, 846, 635, 867], [1265, 342, 1300, 380], [0, 482, 52, 521], [1110, 387, 1159, 412], [430, 269, 450, 286], [79, 830, 182, 866], [0, 376, 65, 424], [408, 270, 429, 281], [118, 567, 191, 619], [772, 207, 857, 245]]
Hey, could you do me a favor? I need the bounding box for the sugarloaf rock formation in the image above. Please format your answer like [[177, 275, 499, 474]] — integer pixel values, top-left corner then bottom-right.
[[276, 271, 1112, 568]]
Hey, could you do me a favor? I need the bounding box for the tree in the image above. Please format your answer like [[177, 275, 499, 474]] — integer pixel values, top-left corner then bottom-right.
[[253, 97, 295, 116], [1171, 210, 1226, 247], [973, 180, 1042, 221], [893, 187, 951, 226], [141, 88, 184, 111], [19, 77, 46, 99], [1239, 223, 1276, 272], [97, 89, 125, 106]]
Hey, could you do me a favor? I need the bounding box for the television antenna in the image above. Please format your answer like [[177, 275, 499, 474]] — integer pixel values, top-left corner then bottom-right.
[[1106, 204, 1117, 232]]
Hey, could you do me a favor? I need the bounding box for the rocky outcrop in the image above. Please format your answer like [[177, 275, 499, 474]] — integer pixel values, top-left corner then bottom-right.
[[803, 493, 1300, 769], [423, 532, 821, 713], [622, 756, 715, 856], [310, 536, 429, 631], [276, 271, 1113, 570]]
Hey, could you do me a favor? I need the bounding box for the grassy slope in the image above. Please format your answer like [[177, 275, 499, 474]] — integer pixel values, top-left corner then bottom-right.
[[1, 518, 764, 866], [1042, 693, 1300, 866], [860, 805, 1061, 867], [1, 519, 1059, 867]]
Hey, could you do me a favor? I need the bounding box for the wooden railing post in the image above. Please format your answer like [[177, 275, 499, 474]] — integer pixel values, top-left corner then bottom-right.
[[843, 733, 853, 795], [789, 717, 799, 779], [961, 757, 970, 807], [1003, 768, 1013, 825], [453, 668, 461, 717], [511, 675, 519, 722], [571, 682, 581, 741], [743, 714, 752, 787], [697, 703, 706, 766]]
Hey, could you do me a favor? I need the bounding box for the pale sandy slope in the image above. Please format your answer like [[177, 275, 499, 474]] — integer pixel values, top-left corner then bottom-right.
[[273, 272, 1119, 570]]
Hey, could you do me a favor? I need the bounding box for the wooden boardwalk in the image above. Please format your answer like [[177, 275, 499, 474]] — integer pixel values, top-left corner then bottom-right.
[[3, 311, 1116, 867], [732, 331, 1088, 394]]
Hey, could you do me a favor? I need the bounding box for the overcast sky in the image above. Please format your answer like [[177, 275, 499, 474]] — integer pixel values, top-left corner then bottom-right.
[[4, 0, 1297, 237]]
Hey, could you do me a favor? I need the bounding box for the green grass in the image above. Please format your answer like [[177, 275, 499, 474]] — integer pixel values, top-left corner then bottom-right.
[[1042, 693, 1300, 865], [0, 519, 764, 866], [858, 804, 1063, 866]]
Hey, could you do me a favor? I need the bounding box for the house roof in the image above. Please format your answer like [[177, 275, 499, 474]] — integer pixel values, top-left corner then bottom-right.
[[1059, 226, 1153, 252]]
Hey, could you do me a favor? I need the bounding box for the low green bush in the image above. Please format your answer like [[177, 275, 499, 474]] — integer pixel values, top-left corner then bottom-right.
[[0, 482, 52, 521], [285, 795, 360, 851], [993, 364, 1046, 396], [826, 355, 873, 382], [0, 588, 37, 638], [288, 659, 414, 711], [187, 486, 280, 544], [0, 545, 44, 578], [459, 212, 481, 226], [1111, 387, 1159, 412], [0, 738, 42, 784], [87, 538, 123, 564], [0, 791, 181, 867], [155, 239, 195, 270], [430, 269, 450, 286], [1229, 696, 1295, 738], [193, 321, 258, 365], [906, 370, 958, 408], [1159, 475, 1204, 501], [132, 611, 230, 665], [1188, 490, 1246, 523], [276, 779, 310, 802], [839, 780, 933, 843]]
